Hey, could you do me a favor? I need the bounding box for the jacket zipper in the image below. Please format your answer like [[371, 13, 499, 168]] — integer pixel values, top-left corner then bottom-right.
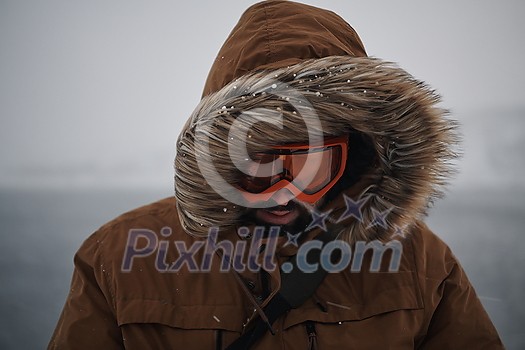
[[305, 321, 318, 350]]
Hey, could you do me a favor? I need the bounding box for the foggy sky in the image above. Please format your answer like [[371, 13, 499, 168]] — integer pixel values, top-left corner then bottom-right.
[[1, 0, 524, 190]]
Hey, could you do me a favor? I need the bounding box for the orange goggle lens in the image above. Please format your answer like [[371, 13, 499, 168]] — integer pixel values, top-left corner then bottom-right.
[[236, 136, 348, 204]]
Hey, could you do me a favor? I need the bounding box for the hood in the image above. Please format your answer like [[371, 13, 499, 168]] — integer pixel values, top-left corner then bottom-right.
[[175, 0, 459, 242], [202, 0, 367, 97]]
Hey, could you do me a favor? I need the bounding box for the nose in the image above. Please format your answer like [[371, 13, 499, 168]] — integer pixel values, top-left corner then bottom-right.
[[270, 188, 296, 206]]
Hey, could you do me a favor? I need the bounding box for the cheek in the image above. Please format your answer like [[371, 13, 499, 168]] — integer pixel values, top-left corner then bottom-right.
[[314, 196, 328, 209]]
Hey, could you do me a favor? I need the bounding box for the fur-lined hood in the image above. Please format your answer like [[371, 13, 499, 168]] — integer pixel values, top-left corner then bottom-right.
[[175, 0, 459, 241]]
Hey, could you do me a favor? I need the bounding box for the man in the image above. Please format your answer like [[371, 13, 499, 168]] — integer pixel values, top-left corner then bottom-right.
[[49, 1, 503, 349]]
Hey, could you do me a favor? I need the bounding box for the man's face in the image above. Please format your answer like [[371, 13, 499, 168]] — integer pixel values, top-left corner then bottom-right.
[[235, 136, 348, 232]]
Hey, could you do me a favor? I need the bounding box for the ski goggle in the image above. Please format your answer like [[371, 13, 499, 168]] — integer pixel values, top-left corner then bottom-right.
[[236, 136, 348, 205]]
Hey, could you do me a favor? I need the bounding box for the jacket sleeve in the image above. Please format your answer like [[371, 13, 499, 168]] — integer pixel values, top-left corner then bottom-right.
[[417, 244, 504, 349], [48, 233, 124, 350]]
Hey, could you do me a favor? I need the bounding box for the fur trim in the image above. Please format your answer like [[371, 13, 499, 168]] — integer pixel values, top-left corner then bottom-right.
[[175, 56, 460, 241]]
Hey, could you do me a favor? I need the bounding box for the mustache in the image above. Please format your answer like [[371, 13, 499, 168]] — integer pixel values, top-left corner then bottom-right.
[[265, 201, 297, 211], [238, 198, 313, 234]]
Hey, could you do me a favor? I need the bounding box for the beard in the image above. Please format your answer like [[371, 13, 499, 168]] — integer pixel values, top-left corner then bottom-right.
[[239, 200, 313, 236]]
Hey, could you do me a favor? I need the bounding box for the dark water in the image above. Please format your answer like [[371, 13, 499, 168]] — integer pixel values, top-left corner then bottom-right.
[[0, 187, 523, 349]]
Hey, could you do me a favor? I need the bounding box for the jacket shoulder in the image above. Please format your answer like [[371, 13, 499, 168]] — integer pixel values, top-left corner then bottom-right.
[[78, 196, 184, 251], [73, 196, 191, 289], [98, 196, 180, 235], [405, 221, 504, 348], [405, 220, 457, 280]]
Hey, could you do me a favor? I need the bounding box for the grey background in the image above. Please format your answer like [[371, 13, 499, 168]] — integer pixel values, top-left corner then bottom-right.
[[1, 0, 524, 349]]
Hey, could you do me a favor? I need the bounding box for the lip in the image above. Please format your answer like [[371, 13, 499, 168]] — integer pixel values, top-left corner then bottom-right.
[[256, 208, 300, 225], [268, 210, 291, 216]]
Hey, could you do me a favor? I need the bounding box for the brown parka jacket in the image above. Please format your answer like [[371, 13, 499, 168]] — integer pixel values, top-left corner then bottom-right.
[[49, 1, 504, 349]]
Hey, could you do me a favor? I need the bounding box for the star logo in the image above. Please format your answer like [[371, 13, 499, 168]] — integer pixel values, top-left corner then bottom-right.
[[284, 231, 301, 247], [367, 207, 392, 230], [306, 209, 333, 232], [337, 194, 369, 223], [390, 225, 407, 239]]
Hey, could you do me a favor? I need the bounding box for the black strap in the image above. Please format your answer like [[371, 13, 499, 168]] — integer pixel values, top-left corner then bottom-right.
[[226, 230, 339, 350]]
